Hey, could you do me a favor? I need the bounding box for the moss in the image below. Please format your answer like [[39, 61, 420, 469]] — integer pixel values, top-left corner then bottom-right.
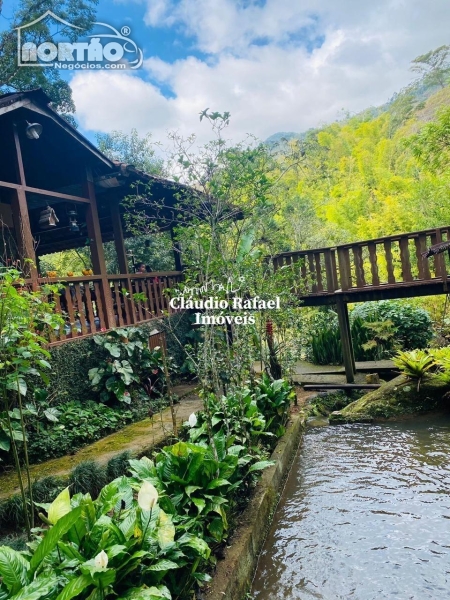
[[306, 391, 361, 417], [0, 386, 202, 502], [329, 374, 450, 424]]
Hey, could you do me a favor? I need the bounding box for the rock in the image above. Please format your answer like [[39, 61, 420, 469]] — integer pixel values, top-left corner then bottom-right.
[[332, 374, 450, 422], [329, 411, 373, 425], [365, 373, 380, 384]]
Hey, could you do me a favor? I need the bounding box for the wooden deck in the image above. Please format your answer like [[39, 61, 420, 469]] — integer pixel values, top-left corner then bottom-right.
[[38, 271, 182, 345], [254, 360, 396, 386]]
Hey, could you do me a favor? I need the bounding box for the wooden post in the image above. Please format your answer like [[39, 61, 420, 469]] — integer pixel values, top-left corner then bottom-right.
[[336, 296, 355, 383], [170, 227, 183, 271], [110, 199, 129, 274], [84, 167, 116, 329], [11, 124, 37, 286]]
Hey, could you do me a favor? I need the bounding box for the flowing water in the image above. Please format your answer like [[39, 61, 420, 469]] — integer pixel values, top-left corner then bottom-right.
[[251, 415, 450, 600]]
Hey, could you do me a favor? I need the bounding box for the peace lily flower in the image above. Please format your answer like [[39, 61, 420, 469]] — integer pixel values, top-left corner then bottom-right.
[[188, 412, 197, 428], [94, 550, 108, 570], [138, 481, 159, 510]]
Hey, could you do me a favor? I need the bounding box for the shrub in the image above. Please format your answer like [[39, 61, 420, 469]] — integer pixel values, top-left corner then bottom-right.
[[0, 533, 27, 551], [88, 327, 168, 403], [31, 476, 64, 505], [351, 301, 432, 351], [68, 460, 107, 497], [27, 401, 133, 462], [308, 391, 363, 416], [254, 374, 295, 437], [0, 495, 25, 530], [306, 301, 432, 365], [106, 451, 132, 480]]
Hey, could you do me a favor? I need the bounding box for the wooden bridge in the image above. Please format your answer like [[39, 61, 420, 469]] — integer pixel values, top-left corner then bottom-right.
[[273, 225, 450, 383]]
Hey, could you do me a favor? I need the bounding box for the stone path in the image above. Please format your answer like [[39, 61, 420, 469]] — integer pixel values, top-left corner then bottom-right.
[[0, 384, 202, 500]]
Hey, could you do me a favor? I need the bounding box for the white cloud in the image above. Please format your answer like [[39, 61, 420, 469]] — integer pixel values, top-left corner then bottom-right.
[[71, 0, 450, 145]]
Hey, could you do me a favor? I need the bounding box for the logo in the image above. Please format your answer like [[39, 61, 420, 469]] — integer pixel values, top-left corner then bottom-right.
[[17, 11, 143, 70]]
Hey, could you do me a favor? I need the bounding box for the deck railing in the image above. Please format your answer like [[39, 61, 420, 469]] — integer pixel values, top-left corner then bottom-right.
[[273, 226, 450, 296], [38, 271, 183, 343]]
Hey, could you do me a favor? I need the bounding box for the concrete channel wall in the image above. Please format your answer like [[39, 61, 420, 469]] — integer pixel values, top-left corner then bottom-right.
[[206, 410, 307, 600]]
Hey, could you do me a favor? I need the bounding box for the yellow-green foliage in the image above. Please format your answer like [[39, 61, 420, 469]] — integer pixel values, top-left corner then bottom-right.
[[393, 347, 450, 383], [393, 350, 436, 379], [272, 83, 450, 251]]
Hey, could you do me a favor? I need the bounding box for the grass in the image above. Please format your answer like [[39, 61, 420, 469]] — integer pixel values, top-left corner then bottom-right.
[[68, 460, 107, 497]]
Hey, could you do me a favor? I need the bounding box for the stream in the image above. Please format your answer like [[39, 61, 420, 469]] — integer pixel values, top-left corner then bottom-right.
[[251, 415, 450, 600]]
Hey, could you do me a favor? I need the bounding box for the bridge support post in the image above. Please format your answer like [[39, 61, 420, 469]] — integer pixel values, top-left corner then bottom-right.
[[336, 297, 355, 383]]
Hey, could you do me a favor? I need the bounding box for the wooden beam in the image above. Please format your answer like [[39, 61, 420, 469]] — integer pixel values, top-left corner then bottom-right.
[[84, 167, 116, 329], [11, 124, 37, 286], [10, 188, 37, 286], [170, 227, 183, 271], [0, 180, 90, 204], [13, 124, 26, 186], [110, 199, 129, 274], [303, 384, 380, 390], [335, 296, 355, 383]]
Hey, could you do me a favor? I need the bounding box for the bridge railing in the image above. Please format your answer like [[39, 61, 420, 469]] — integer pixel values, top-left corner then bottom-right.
[[335, 227, 450, 291], [273, 226, 450, 296], [273, 247, 338, 295]]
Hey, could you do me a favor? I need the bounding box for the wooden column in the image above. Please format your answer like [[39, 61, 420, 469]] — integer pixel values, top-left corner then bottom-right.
[[170, 227, 183, 271], [11, 124, 37, 286], [110, 199, 129, 274], [84, 167, 116, 329], [336, 296, 355, 383]]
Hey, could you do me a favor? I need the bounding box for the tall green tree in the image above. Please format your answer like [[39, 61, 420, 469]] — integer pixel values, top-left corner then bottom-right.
[[97, 128, 164, 175], [410, 45, 450, 89], [0, 0, 98, 118], [96, 128, 171, 272]]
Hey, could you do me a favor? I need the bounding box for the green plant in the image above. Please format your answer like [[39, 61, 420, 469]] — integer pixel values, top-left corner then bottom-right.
[[68, 460, 107, 498], [254, 375, 295, 437], [393, 349, 436, 390], [351, 301, 432, 352], [0, 267, 63, 538], [31, 477, 65, 505], [106, 451, 132, 480], [360, 319, 399, 360], [0, 494, 26, 530], [130, 440, 271, 547], [27, 401, 133, 463], [307, 391, 361, 417], [303, 309, 343, 365], [0, 533, 27, 551], [88, 327, 168, 403], [0, 477, 210, 599], [306, 301, 433, 365]]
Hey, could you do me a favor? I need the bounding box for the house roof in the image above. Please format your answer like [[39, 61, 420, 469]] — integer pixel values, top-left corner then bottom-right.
[[0, 89, 233, 257], [0, 89, 114, 168]]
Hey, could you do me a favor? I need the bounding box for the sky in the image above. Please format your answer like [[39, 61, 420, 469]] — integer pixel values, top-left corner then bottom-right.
[[2, 0, 450, 145]]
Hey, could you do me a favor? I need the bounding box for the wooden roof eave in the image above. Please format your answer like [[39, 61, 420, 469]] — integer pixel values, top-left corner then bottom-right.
[[0, 95, 114, 169]]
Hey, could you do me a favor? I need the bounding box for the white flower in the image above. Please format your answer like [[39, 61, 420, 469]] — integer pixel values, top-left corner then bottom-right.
[[138, 481, 159, 511], [188, 412, 197, 428], [94, 550, 108, 570]]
